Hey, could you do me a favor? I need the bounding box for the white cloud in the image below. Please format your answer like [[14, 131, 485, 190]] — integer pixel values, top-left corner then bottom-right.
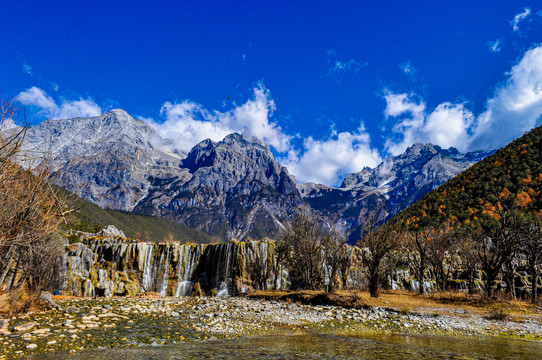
[[384, 92, 425, 118], [511, 7, 531, 31], [488, 39, 502, 53], [329, 59, 365, 75], [16, 86, 102, 119], [326, 50, 367, 81], [471, 44, 542, 149], [148, 85, 291, 153], [424, 103, 474, 149], [22, 64, 33, 76], [400, 61, 417, 80], [282, 126, 381, 185], [383, 44, 542, 153], [153, 85, 381, 186], [382, 93, 474, 153], [382, 92, 426, 155], [14, 44, 542, 187]]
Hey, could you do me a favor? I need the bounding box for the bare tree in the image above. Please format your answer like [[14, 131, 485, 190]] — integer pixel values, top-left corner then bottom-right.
[[322, 226, 349, 292], [426, 222, 455, 291], [279, 209, 324, 290], [476, 203, 521, 298], [358, 204, 402, 297], [405, 229, 431, 294], [0, 99, 65, 298], [521, 215, 542, 303], [456, 229, 481, 294]]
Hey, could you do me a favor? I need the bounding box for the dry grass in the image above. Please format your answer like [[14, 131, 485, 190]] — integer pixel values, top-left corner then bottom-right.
[[135, 292, 163, 299], [51, 295, 79, 301], [247, 289, 542, 322], [245, 290, 367, 309], [0, 287, 51, 316], [346, 290, 541, 321]]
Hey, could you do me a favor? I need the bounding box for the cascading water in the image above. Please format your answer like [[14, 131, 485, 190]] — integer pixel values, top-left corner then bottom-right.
[[54, 237, 388, 298], [158, 247, 171, 297], [141, 244, 155, 292], [215, 243, 236, 296], [175, 244, 203, 296]]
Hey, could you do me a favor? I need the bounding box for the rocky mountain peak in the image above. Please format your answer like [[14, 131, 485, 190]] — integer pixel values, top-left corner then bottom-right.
[[179, 133, 297, 196], [20, 108, 494, 241]]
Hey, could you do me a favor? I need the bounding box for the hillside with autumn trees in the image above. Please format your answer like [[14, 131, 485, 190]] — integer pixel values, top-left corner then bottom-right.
[[396, 124, 542, 228], [368, 124, 542, 301]]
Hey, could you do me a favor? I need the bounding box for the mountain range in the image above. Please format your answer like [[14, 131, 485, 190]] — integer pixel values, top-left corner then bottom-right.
[[22, 109, 492, 240]]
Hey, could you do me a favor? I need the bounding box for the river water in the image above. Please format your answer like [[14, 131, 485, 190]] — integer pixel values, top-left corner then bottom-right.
[[30, 333, 542, 359]]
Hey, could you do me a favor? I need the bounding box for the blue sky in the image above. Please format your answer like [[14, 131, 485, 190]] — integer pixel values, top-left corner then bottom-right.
[[2, 1, 542, 185]]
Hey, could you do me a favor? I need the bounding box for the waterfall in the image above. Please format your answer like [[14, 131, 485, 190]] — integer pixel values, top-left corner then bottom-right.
[[158, 246, 171, 297], [141, 244, 155, 292], [175, 244, 202, 296], [216, 242, 236, 296], [48, 237, 491, 298]]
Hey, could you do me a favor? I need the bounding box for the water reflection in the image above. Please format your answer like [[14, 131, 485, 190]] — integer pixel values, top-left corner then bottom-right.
[[28, 334, 542, 360]]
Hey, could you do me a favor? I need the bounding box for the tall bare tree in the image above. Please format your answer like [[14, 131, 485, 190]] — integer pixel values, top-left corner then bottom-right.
[[405, 229, 431, 294], [0, 99, 65, 298], [322, 226, 349, 292], [426, 222, 455, 291], [456, 228, 481, 294], [358, 206, 402, 298], [279, 209, 324, 290], [521, 215, 542, 303], [476, 202, 521, 298]]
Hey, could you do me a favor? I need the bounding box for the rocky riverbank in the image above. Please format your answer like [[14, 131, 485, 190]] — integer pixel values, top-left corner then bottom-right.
[[1, 296, 541, 359]]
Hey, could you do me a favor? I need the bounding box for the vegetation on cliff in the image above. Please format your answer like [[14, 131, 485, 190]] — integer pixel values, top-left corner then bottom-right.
[[57, 186, 214, 244], [397, 124, 542, 226]]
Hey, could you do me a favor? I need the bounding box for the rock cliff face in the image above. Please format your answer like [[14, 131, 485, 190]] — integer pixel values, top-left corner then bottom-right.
[[22, 109, 491, 240], [22, 109, 186, 211], [60, 237, 287, 297], [133, 133, 303, 240]]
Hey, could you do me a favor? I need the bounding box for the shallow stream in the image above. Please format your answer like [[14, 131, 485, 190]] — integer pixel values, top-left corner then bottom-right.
[[27, 333, 542, 359]]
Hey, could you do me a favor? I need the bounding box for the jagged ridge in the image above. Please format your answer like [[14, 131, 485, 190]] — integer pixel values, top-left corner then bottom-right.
[[23, 109, 492, 240]]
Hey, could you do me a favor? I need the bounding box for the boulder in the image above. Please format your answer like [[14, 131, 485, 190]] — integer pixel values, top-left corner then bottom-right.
[[39, 291, 61, 310], [99, 225, 126, 239]]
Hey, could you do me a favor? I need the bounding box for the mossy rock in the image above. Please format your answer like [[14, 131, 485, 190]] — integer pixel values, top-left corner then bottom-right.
[[191, 282, 204, 297], [118, 271, 129, 282], [89, 269, 98, 283], [125, 282, 139, 297]]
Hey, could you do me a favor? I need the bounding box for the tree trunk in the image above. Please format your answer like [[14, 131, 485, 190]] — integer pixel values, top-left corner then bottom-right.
[[485, 272, 496, 298], [532, 273, 538, 304], [503, 262, 516, 300], [467, 270, 476, 295], [341, 271, 348, 290], [327, 268, 338, 293], [369, 270, 379, 298], [418, 263, 426, 295]]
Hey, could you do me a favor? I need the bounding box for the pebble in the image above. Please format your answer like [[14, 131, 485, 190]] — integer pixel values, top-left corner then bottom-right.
[[25, 344, 37, 350], [14, 322, 37, 332], [2, 295, 541, 358]]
